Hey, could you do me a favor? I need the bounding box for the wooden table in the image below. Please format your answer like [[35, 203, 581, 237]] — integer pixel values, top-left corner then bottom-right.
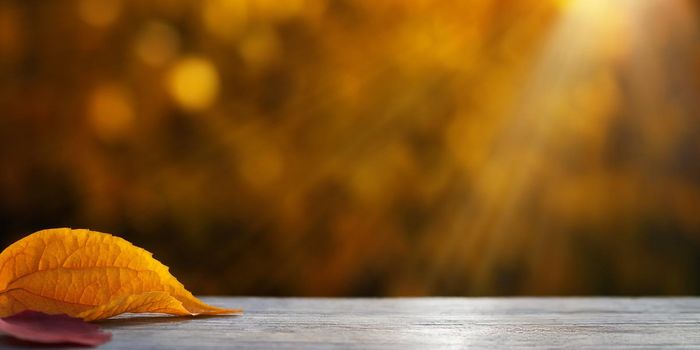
[[3, 297, 700, 349]]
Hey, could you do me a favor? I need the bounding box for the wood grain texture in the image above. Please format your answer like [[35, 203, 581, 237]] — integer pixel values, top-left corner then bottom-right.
[[2, 297, 700, 349]]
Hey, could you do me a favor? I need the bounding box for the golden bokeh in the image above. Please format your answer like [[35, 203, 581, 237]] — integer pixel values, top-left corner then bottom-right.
[[78, 0, 123, 28], [167, 57, 220, 111], [134, 21, 180, 67], [87, 83, 134, 141], [1, 0, 700, 297], [202, 0, 248, 40]]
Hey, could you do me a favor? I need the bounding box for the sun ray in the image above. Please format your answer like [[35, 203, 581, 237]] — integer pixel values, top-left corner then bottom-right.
[[424, 0, 677, 294]]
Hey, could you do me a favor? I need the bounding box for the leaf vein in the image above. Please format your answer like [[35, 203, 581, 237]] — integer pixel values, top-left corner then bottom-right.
[[3, 287, 98, 307]]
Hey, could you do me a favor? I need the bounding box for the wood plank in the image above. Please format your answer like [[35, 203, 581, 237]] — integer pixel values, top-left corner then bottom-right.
[[3, 297, 700, 349]]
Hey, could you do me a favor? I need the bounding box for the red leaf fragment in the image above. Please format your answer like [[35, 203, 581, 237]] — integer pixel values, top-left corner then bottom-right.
[[0, 311, 112, 347]]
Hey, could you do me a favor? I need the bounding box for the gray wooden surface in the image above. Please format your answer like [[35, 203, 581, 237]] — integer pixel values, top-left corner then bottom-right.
[[2, 297, 700, 349]]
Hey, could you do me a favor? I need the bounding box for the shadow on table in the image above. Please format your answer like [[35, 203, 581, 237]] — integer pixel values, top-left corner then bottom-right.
[[0, 315, 242, 348], [98, 314, 240, 328]]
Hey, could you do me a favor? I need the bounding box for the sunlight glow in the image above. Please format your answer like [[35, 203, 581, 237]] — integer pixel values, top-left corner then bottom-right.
[[430, 0, 696, 294]]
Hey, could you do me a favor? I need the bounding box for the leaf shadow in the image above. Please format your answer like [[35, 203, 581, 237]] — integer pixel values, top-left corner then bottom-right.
[[97, 314, 241, 328]]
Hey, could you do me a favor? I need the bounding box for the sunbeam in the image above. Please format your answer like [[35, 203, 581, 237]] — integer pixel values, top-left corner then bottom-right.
[[428, 0, 699, 294]]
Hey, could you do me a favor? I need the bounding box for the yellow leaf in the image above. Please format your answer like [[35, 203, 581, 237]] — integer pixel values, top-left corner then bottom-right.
[[0, 228, 241, 321]]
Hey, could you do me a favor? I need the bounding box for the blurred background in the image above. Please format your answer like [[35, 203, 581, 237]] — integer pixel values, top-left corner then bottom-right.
[[1, 0, 700, 296]]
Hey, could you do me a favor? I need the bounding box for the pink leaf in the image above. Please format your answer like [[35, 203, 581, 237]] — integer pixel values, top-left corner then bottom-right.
[[0, 311, 112, 347]]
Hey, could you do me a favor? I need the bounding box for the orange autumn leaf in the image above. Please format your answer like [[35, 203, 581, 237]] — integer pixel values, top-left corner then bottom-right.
[[0, 228, 241, 321]]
